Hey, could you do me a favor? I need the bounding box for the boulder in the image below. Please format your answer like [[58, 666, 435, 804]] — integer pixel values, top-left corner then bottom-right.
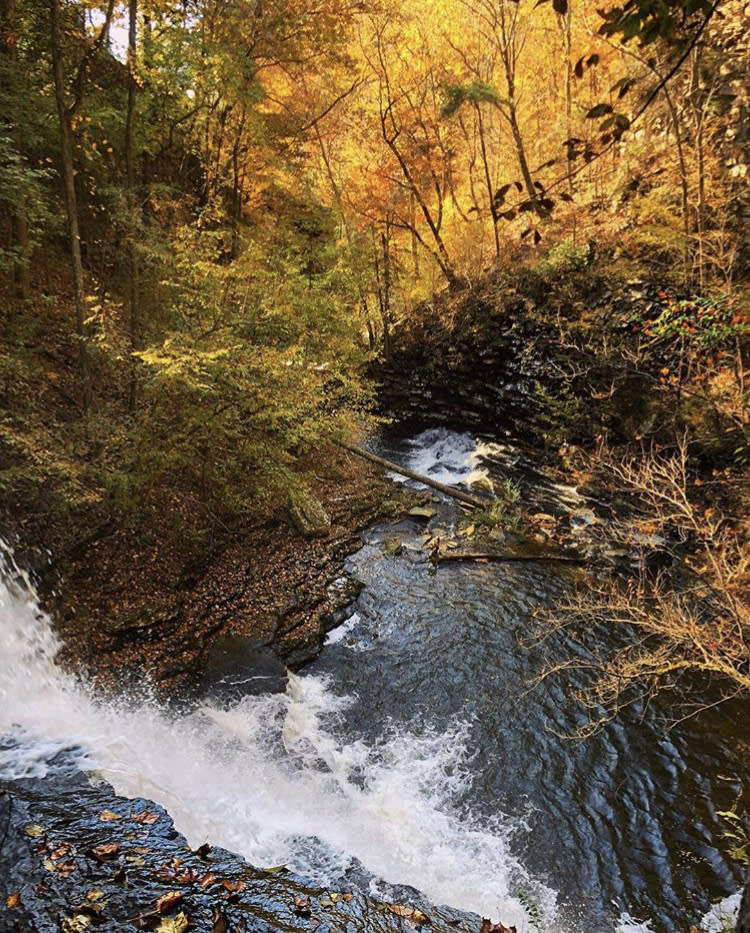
[[408, 506, 438, 521], [382, 536, 404, 557], [287, 487, 331, 538]]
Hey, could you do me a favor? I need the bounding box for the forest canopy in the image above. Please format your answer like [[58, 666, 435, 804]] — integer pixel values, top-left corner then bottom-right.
[[0, 0, 747, 532]]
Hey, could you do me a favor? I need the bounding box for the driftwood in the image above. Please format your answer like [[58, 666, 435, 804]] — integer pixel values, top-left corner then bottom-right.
[[434, 551, 585, 565], [338, 441, 491, 509]]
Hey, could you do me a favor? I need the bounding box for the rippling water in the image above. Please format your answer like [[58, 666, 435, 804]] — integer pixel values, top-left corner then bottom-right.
[[0, 426, 747, 932]]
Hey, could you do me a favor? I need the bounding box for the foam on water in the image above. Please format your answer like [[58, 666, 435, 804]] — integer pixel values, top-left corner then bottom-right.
[[384, 427, 492, 488], [0, 543, 555, 928], [324, 611, 362, 645]]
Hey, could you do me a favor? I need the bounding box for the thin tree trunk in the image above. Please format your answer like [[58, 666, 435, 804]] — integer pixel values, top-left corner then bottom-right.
[[2, 0, 31, 299], [50, 0, 92, 418], [507, 101, 536, 201], [337, 442, 491, 508], [125, 0, 139, 413], [12, 211, 31, 299], [690, 46, 706, 288], [501, 47, 536, 202], [662, 82, 691, 286], [476, 102, 500, 257], [384, 131, 458, 286], [381, 227, 392, 363], [409, 192, 420, 277], [230, 106, 246, 260]]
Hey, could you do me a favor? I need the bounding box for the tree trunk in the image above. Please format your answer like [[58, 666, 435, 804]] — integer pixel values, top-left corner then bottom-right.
[[12, 210, 31, 299], [690, 45, 706, 288], [507, 101, 536, 202], [2, 0, 31, 299], [337, 442, 491, 509], [49, 0, 92, 418], [501, 45, 536, 202], [125, 0, 140, 413], [381, 227, 393, 363], [662, 82, 692, 286], [476, 102, 500, 257]]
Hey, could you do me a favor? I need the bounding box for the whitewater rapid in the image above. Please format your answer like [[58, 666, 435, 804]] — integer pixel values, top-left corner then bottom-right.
[[0, 540, 553, 928]]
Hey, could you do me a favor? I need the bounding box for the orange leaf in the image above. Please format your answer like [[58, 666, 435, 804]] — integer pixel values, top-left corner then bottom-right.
[[221, 880, 246, 892], [91, 843, 120, 861], [132, 810, 159, 824], [156, 891, 184, 914]]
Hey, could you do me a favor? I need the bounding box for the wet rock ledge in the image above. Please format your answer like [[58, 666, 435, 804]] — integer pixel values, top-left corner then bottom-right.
[[0, 751, 480, 933]]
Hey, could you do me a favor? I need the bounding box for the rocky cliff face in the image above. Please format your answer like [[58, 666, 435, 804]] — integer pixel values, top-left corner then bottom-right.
[[0, 748, 481, 933]]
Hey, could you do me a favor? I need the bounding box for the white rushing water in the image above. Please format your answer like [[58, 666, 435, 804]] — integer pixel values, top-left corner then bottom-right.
[[0, 542, 554, 928]]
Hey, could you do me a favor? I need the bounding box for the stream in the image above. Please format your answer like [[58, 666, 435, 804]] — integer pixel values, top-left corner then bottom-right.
[[1, 426, 747, 933]]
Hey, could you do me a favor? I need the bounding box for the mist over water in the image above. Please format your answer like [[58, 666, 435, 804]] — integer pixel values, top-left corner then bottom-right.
[[1, 428, 747, 933]]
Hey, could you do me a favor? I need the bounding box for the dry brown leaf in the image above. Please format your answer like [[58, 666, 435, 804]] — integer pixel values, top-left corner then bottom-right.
[[387, 904, 430, 927], [132, 810, 160, 824], [5, 893, 20, 909], [156, 891, 184, 914], [212, 906, 227, 933], [91, 843, 120, 861], [99, 810, 121, 822], [221, 879, 245, 892]]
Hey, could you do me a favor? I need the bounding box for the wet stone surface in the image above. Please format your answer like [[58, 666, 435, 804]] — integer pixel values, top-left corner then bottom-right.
[[0, 748, 480, 933]]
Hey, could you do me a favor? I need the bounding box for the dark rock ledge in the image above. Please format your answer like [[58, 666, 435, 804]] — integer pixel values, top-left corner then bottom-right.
[[0, 749, 480, 933]]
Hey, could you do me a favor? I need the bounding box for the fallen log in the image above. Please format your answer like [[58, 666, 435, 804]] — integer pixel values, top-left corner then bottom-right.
[[338, 441, 491, 509], [435, 551, 585, 565]]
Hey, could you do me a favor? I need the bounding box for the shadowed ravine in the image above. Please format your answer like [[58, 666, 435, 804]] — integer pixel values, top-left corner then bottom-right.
[[1, 427, 747, 933]]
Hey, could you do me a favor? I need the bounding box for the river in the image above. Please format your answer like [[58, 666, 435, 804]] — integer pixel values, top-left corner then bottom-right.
[[0, 426, 746, 932]]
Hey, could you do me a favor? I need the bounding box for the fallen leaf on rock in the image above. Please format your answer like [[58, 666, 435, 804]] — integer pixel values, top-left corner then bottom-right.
[[99, 810, 121, 822], [51, 843, 73, 859], [156, 891, 184, 914], [263, 864, 288, 873], [212, 906, 227, 933], [25, 824, 44, 837], [91, 843, 120, 861], [86, 889, 105, 902], [132, 810, 160, 825], [294, 897, 312, 918], [221, 880, 245, 893], [195, 843, 211, 858], [343, 893, 354, 902], [61, 914, 92, 932], [127, 855, 146, 867], [156, 911, 189, 933], [387, 904, 431, 927], [200, 873, 217, 890], [5, 893, 20, 909]]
